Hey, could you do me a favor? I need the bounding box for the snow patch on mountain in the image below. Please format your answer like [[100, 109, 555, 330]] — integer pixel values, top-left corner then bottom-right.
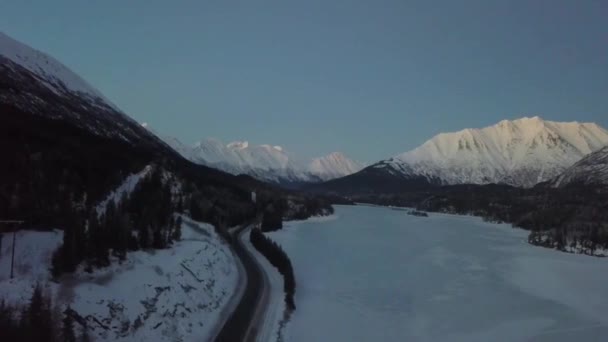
[[96, 165, 152, 215], [382, 116, 608, 187]]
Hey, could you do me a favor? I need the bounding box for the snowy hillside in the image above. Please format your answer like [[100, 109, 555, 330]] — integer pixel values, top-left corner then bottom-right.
[[0, 217, 240, 342], [0, 32, 107, 102], [142, 125, 364, 183], [375, 117, 608, 187], [551, 146, 608, 187], [0, 31, 169, 148]]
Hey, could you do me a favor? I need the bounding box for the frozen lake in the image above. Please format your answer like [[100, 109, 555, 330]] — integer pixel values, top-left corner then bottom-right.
[[268, 205, 608, 342]]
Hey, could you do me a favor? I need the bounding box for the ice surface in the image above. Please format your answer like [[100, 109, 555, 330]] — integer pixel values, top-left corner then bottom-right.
[[268, 205, 608, 342]]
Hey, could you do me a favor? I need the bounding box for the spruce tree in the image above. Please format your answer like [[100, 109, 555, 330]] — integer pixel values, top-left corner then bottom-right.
[[62, 307, 76, 342], [27, 284, 54, 342], [172, 216, 182, 241], [79, 326, 91, 342]]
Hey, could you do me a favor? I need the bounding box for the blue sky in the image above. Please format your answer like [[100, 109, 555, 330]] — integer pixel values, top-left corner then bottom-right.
[[2, 0, 607, 161]]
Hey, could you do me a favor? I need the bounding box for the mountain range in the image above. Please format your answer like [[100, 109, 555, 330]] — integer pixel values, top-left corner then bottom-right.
[[0, 31, 330, 228], [317, 116, 608, 193], [142, 124, 365, 184], [2, 30, 607, 196]]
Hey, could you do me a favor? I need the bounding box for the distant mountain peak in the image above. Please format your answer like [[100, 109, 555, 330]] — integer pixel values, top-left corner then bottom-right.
[[309, 152, 365, 180], [139, 128, 364, 183], [385, 117, 608, 187], [227, 141, 249, 150]]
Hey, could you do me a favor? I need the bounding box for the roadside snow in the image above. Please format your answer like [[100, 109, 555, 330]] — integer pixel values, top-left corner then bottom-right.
[[0, 216, 239, 342], [240, 227, 286, 342]]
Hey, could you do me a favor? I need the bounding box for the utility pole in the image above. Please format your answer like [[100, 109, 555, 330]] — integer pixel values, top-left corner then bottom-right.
[[11, 230, 16, 279], [1, 220, 24, 279]]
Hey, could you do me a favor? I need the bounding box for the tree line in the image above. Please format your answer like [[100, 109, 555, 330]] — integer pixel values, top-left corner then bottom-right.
[[249, 228, 296, 311], [347, 183, 608, 255], [259, 196, 335, 232]]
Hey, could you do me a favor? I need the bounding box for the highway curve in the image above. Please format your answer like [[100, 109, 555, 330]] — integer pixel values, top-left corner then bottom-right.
[[214, 224, 266, 342]]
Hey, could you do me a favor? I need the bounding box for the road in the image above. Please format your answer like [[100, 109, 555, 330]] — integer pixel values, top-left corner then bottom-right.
[[214, 223, 269, 342]]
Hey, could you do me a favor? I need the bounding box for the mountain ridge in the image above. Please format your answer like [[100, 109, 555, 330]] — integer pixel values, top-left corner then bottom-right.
[[143, 126, 365, 184], [551, 145, 608, 187], [376, 116, 608, 188]]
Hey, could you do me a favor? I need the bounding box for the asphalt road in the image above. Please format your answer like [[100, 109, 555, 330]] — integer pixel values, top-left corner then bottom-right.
[[214, 224, 266, 342]]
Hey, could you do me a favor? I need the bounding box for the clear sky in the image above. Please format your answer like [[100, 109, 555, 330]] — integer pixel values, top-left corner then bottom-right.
[[1, 0, 607, 162]]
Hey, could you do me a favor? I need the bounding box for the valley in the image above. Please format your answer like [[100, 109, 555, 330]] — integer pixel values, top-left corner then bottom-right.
[[1, 5, 608, 341]]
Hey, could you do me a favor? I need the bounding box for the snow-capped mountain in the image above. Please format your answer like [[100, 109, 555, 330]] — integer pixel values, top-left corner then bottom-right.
[[551, 146, 608, 187], [310, 152, 366, 180], [0, 31, 162, 147], [371, 116, 608, 188], [0, 31, 106, 101], [144, 127, 364, 183]]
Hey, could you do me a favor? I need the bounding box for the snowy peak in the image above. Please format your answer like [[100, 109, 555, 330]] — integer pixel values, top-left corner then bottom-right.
[[188, 138, 362, 182], [0, 31, 111, 106], [387, 117, 608, 187], [227, 141, 249, 150], [309, 152, 365, 180], [141, 125, 363, 183], [199, 139, 292, 171]]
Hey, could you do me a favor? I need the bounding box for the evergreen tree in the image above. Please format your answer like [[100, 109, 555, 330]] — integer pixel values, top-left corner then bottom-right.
[[116, 212, 130, 261], [62, 307, 76, 342], [26, 284, 54, 342], [189, 198, 203, 221], [139, 224, 150, 249], [172, 216, 182, 241], [79, 326, 91, 342], [152, 225, 164, 249], [0, 300, 19, 341], [89, 210, 109, 267]]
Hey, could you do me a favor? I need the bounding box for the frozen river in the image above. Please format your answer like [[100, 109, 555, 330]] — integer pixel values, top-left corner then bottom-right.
[[268, 205, 608, 342]]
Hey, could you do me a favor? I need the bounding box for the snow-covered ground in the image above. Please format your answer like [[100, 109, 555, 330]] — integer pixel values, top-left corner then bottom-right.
[[0, 216, 239, 342], [267, 205, 608, 342]]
